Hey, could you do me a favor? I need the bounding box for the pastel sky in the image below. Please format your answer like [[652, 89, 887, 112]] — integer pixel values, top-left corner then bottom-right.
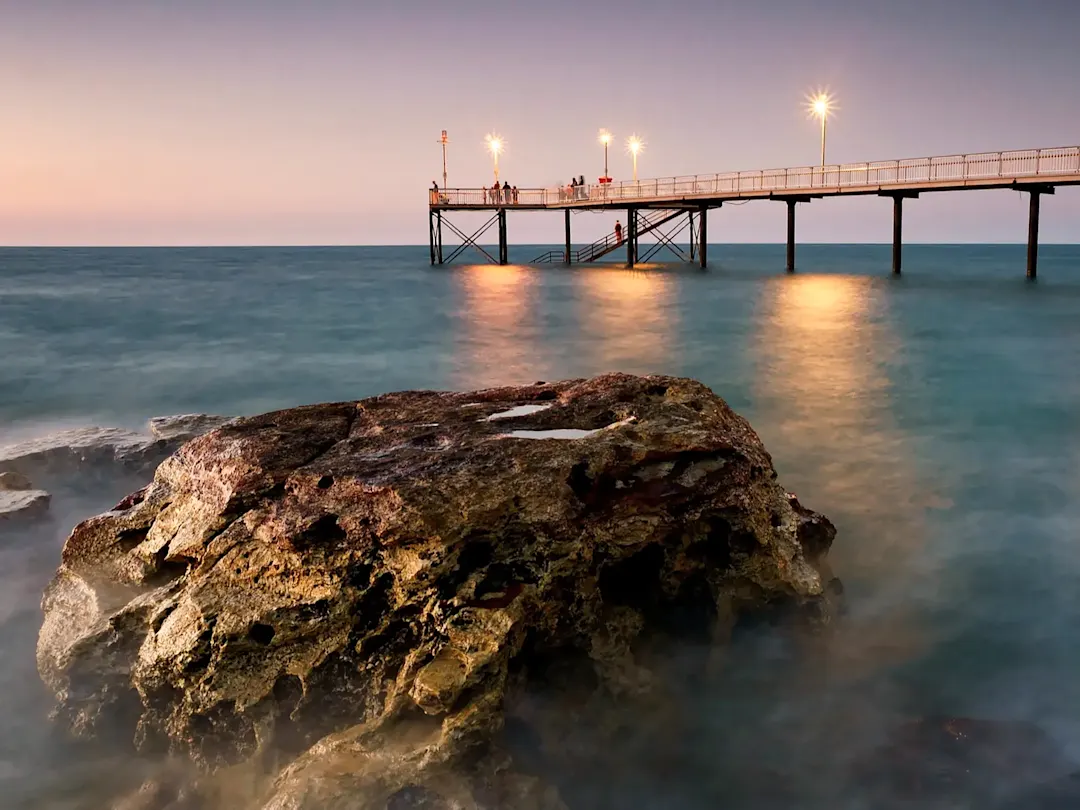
[[3, 0, 1079, 246]]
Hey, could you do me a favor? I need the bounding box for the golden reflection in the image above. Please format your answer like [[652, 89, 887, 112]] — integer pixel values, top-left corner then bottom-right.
[[753, 274, 940, 681], [574, 267, 676, 374], [453, 264, 549, 389]]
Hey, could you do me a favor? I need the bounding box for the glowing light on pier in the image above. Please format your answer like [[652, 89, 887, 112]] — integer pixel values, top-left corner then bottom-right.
[[805, 90, 837, 167], [485, 133, 504, 184], [626, 135, 645, 182]]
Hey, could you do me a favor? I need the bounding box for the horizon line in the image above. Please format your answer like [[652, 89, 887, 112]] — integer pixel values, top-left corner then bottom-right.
[[1, 242, 1078, 250]]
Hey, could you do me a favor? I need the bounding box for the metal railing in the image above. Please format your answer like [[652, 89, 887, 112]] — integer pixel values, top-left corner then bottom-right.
[[429, 146, 1080, 208]]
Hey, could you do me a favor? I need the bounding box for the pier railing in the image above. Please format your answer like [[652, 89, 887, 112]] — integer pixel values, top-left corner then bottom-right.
[[429, 146, 1080, 208]]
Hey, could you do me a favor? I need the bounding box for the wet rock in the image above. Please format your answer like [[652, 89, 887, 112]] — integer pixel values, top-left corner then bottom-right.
[[0, 489, 50, 523], [37, 373, 837, 808], [0, 426, 173, 480], [148, 414, 234, 443], [851, 716, 1080, 808], [0, 471, 34, 491]]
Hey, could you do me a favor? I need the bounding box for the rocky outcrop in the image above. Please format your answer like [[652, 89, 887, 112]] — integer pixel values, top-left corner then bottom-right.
[[148, 414, 234, 444], [0, 427, 171, 480], [37, 374, 837, 809], [1, 417, 232, 484]]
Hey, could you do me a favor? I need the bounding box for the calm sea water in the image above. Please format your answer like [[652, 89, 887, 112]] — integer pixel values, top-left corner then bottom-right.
[[2, 244, 1080, 807]]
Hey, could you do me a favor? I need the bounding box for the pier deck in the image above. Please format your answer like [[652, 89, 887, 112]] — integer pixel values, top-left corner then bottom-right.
[[427, 146, 1080, 278]]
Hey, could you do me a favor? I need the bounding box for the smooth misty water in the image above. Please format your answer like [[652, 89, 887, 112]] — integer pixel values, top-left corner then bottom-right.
[[3, 244, 1080, 807]]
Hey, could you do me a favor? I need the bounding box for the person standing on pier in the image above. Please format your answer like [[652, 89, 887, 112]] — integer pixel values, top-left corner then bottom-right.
[[503, 181, 511, 205], [431, 182, 439, 205], [511, 186, 519, 205], [492, 181, 500, 206], [614, 219, 623, 246]]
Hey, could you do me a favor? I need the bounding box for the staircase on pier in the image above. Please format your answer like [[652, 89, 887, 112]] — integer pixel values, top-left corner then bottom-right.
[[532, 209, 685, 264]]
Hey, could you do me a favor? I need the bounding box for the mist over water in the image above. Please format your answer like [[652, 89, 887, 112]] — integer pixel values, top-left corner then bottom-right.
[[3, 244, 1080, 807]]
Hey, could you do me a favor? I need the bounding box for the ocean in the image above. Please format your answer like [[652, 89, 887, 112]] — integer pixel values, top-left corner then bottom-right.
[[3, 244, 1080, 807]]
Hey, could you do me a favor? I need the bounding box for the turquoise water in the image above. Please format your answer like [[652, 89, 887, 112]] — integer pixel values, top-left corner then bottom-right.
[[3, 244, 1080, 806]]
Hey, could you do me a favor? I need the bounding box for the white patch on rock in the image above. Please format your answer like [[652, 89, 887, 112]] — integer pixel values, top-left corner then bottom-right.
[[485, 404, 552, 421], [501, 416, 636, 441], [0, 489, 50, 522]]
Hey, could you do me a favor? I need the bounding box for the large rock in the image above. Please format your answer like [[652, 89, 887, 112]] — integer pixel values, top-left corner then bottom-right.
[[37, 374, 838, 808]]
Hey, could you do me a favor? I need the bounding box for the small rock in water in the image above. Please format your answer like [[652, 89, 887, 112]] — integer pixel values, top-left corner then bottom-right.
[[0, 471, 34, 491], [147, 414, 234, 443], [0, 489, 50, 523]]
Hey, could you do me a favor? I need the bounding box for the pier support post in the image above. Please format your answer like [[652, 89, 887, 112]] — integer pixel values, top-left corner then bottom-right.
[[564, 209, 571, 265], [436, 211, 444, 265], [786, 199, 796, 272], [627, 207, 637, 268], [892, 195, 903, 275], [498, 208, 508, 265], [1025, 187, 1054, 279], [699, 207, 708, 268], [429, 211, 436, 265]]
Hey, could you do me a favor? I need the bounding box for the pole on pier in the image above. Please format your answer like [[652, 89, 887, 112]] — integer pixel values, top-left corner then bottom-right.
[[892, 195, 903, 275], [429, 210, 436, 265], [436, 211, 444, 265], [627, 207, 637, 268], [564, 209, 572, 265], [699, 207, 708, 268], [786, 199, 796, 273], [1027, 190, 1041, 280], [498, 208, 508, 265]]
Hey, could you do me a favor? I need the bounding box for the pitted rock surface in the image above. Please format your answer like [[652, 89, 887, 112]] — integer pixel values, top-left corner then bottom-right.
[[38, 374, 837, 809]]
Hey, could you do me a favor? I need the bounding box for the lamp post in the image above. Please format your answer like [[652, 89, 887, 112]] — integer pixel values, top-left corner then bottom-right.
[[627, 135, 644, 182], [806, 91, 835, 167], [437, 130, 449, 189], [598, 129, 613, 180], [485, 133, 503, 184]]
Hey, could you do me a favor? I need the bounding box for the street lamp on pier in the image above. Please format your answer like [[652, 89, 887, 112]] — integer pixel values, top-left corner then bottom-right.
[[598, 129, 613, 180], [437, 130, 449, 189], [806, 91, 836, 167], [485, 133, 503, 184]]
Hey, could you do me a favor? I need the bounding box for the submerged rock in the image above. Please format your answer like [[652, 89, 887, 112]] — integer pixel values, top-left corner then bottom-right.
[[0, 489, 51, 523], [148, 414, 234, 443], [37, 374, 837, 808], [0, 471, 35, 491]]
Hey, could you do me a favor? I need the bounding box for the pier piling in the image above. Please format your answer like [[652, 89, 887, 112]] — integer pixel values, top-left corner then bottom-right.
[[699, 207, 708, 268], [498, 209, 507, 265], [785, 200, 796, 272], [564, 210, 571, 265], [892, 195, 903, 275], [627, 208, 637, 267], [1027, 189, 1043, 280]]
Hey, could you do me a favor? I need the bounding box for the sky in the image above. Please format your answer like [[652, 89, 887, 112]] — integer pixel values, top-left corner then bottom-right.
[[2, 0, 1079, 246]]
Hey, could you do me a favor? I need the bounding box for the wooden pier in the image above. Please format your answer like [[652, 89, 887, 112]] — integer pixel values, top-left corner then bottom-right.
[[428, 146, 1080, 278]]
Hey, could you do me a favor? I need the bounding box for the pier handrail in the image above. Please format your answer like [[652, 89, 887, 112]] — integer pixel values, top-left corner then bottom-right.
[[429, 146, 1080, 208]]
